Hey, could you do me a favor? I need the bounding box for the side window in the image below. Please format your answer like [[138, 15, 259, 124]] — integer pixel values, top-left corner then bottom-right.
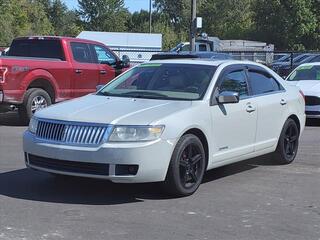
[[93, 45, 117, 65], [70, 42, 93, 63], [198, 44, 207, 52], [248, 71, 281, 95], [219, 70, 249, 98]]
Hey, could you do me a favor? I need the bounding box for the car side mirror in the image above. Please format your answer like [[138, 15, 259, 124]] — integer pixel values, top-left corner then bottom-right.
[[121, 55, 130, 68], [217, 91, 240, 104], [96, 85, 104, 92]]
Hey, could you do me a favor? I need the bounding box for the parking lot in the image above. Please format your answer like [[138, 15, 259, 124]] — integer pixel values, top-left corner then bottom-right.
[[0, 111, 319, 240]]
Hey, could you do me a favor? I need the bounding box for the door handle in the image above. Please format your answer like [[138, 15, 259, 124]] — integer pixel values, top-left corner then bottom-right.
[[246, 105, 256, 113], [75, 69, 82, 74], [280, 99, 287, 105], [100, 70, 107, 75]]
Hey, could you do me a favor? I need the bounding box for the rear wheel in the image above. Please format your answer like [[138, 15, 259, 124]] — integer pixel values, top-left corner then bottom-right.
[[274, 118, 299, 164], [163, 134, 206, 197], [19, 88, 52, 123]]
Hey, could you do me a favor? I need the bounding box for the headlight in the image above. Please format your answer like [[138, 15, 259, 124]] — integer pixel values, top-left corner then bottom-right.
[[28, 117, 38, 134], [108, 125, 164, 142]]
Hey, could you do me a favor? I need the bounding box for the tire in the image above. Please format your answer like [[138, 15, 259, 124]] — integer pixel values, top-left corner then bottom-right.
[[19, 88, 52, 123], [163, 134, 206, 197], [273, 118, 299, 164]]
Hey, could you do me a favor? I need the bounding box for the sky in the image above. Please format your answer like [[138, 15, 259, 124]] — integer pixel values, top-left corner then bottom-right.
[[63, 0, 150, 13]]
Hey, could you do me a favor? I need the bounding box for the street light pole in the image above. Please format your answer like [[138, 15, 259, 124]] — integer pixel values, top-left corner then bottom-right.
[[149, 0, 152, 33], [190, 0, 196, 51]]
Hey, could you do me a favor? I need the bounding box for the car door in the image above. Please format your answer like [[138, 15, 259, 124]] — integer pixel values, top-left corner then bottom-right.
[[90, 44, 118, 85], [247, 66, 288, 151], [70, 42, 100, 98], [210, 65, 258, 162]]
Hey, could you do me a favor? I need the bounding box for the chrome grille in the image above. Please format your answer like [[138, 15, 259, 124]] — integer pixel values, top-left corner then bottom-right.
[[36, 120, 109, 145]]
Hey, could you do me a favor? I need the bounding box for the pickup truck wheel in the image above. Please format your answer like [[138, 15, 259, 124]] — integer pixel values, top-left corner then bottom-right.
[[163, 134, 206, 197], [19, 88, 52, 123]]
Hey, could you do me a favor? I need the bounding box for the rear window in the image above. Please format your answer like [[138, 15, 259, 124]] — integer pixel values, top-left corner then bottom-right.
[[8, 39, 65, 60]]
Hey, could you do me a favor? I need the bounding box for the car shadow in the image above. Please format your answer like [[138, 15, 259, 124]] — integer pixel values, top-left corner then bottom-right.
[[203, 154, 277, 183], [0, 155, 277, 205], [0, 111, 27, 127]]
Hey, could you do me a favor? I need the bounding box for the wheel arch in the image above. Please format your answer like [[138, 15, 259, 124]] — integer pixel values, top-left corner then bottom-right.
[[183, 128, 209, 168], [27, 78, 56, 103], [288, 114, 301, 134]]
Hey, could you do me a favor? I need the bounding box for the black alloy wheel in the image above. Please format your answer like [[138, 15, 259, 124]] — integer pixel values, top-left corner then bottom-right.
[[274, 118, 299, 164], [283, 123, 299, 159], [164, 134, 206, 196], [179, 144, 203, 189]]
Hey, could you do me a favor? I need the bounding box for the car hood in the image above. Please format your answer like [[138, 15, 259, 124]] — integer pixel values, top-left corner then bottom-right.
[[35, 94, 192, 125], [286, 80, 320, 96]]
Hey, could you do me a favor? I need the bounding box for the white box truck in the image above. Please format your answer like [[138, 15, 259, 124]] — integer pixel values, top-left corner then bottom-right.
[[77, 31, 162, 64]]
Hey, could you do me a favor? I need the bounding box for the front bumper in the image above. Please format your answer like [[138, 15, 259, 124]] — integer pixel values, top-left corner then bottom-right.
[[305, 105, 320, 119], [23, 131, 176, 183]]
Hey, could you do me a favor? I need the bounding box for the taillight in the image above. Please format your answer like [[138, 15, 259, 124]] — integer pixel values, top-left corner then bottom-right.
[[0, 67, 8, 83]]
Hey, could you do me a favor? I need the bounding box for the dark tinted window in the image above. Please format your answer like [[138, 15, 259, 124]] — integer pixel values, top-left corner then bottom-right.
[[198, 44, 207, 51], [248, 71, 281, 95], [71, 42, 93, 63], [219, 70, 248, 98], [8, 39, 65, 60]]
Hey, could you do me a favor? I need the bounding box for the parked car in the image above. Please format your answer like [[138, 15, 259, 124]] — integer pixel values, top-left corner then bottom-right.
[[23, 59, 305, 196], [0, 36, 130, 121], [286, 63, 320, 119], [151, 52, 233, 61], [272, 53, 319, 77]]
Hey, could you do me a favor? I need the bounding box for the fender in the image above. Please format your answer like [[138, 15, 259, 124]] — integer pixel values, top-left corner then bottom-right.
[[20, 69, 59, 101]]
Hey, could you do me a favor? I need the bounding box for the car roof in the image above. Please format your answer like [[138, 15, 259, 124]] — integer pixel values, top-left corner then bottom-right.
[[297, 62, 320, 67], [151, 52, 233, 61], [146, 59, 264, 67]]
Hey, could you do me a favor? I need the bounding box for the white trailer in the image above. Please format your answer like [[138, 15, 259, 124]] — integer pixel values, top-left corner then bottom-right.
[[77, 31, 162, 64]]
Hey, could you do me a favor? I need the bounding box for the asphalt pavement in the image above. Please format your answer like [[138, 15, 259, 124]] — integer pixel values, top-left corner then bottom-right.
[[0, 111, 319, 240]]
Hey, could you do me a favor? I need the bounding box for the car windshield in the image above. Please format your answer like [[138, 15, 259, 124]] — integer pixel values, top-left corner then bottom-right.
[[98, 63, 216, 100], [288, 65, 320, 81]]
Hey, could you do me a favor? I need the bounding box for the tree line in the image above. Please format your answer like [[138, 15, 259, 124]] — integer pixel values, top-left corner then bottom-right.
[[0, 0, 320, 50]]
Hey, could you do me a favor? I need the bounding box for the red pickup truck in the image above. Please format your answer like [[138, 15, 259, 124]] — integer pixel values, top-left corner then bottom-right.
[[0, 36, 129, 121]]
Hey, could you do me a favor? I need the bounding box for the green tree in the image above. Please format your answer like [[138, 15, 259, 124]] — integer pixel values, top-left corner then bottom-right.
[[199, 0, 254, 39], [40, 0, 82, 36], [0, 0, 53, 45], [77, 0, 130, 32], [252, 0, 318, 50]]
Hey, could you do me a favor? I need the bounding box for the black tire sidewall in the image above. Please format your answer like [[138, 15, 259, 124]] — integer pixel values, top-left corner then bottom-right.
[[276, 119, 299, 164], [165, 134, 206, 196], [20, 88, 52, 122]]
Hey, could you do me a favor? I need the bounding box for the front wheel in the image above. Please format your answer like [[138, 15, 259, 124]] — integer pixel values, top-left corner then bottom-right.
[[163, 134, 206, 197], [274, 118, 300, 164]]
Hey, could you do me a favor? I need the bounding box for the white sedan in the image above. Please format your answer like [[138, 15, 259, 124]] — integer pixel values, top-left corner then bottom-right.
[[286, 63, 320, 118], [23, 60, 305, 196]]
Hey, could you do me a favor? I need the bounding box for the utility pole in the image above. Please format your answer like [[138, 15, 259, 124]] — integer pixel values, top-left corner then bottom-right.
[[149, 0, 152, 33], [190, 0, 197, 51]]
